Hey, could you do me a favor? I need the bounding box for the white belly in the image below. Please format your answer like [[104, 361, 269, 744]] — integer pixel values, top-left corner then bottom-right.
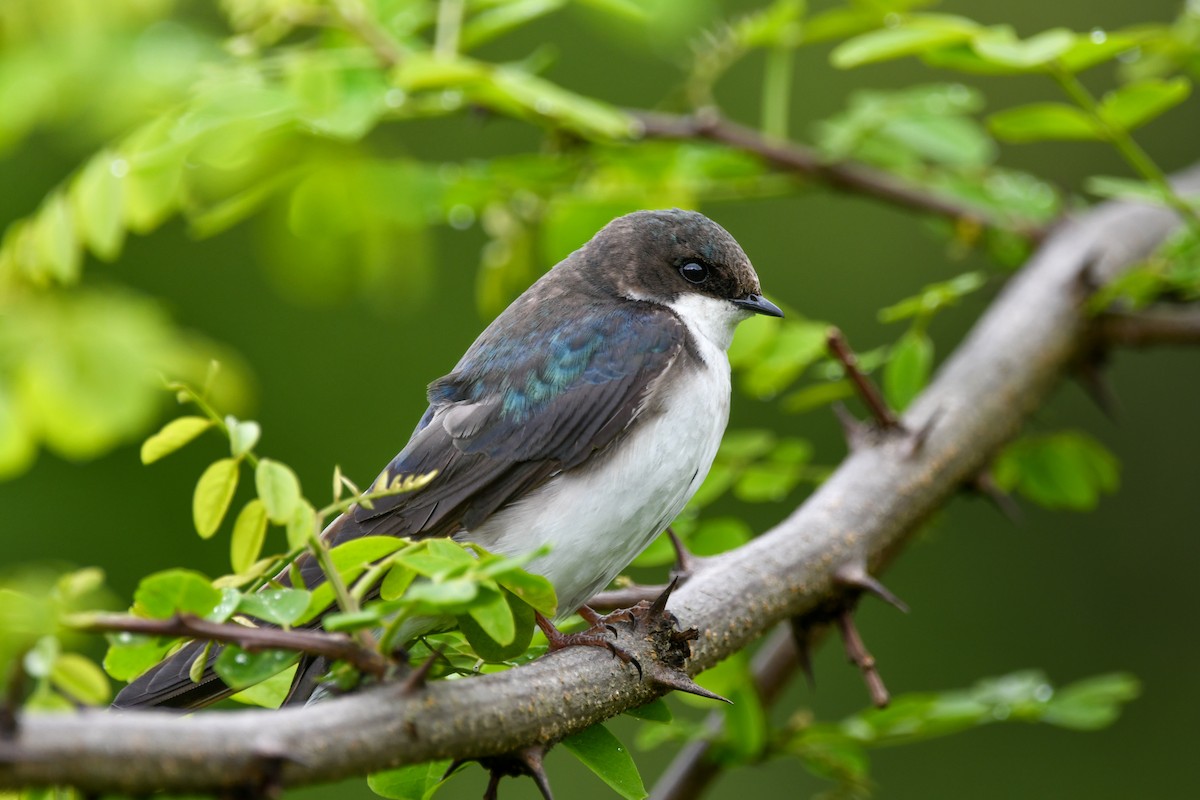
[[462, 356, 731, 616]]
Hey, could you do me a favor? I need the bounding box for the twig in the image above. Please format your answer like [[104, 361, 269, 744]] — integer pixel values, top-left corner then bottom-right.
[[588, 585, 669, 611], [633, 110, 1050, 242], [75, 613, 389, 679], [1096, 306, 1200, 347], [826, 328, 901, 429], [836, 611, 889, 709]]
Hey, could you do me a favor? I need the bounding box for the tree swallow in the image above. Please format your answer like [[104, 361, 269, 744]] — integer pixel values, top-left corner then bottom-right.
[[114, 208, 782, 709]]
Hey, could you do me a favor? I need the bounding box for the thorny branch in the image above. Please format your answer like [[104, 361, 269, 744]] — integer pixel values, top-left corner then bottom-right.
[[2, 166, 1197, 795]]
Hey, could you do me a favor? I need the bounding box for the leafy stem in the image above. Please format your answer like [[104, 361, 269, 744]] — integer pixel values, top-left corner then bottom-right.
[[167, 381, 261, 470], [761, 46, 793, 139], [1051, 65, 1200, 232]]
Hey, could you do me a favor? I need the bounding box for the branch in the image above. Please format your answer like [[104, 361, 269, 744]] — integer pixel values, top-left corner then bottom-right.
[[74, 613, 391, 679], [633, 110, 1052, 241], [3, 168, 1199, 794], [1096, 305, 1200, 348]]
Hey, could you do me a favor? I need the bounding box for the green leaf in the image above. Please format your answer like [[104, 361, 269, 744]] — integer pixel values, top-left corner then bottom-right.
[[624, 697, 672, 723], [970, 27, 1075, 69], [50, 653, 111, 705], [396, 538, 478, 577], [1044, 673, 1140, 730], [380, 562, 417, 601], [286, 501, 316, 549], [214, 646, 296, 690], [561, 723, 647, 800], [230, 499, 269, 575], [466, 587, 516, 646], [140, 416, 212, 464], [992, 431, 1120, 510], [70, 150, 126, 261], [22, 636, 59, 678], [104, 634, 172, 681], [988, 103, 1103, 142], [461, 0, 568, 49], [368, 760, 455, 800], [741, 321, 829, 398], [237, 588, 311, 626], [256, 458, 302, 524], [405, 578, 479, 609], [226, 415, 261, 458], [133, 569, 221, 619], [494, 569, 557, 616], [34, 192, 81, 283], [831, 16, 981, 69], [229, 665, 297, 709], [193, 457, 240, 538], [878, 272, 987, 323], [457, 589, 535, 662], [883, 330, 934, 411], [1100, 77, 1191, 131]]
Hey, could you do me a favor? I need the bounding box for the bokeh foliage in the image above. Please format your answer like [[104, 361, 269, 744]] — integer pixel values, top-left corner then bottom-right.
[[3, 1, 1200, 798]]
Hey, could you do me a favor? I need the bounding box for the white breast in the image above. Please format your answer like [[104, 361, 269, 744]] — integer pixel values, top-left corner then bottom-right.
[[461, 294, 745, 617]]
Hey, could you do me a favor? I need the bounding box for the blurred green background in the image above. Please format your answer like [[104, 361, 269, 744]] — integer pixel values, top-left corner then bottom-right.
[[2, 1, 1199, 798]]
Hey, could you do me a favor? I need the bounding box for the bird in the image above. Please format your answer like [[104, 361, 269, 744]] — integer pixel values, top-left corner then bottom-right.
[[112, 208, 782, 710]]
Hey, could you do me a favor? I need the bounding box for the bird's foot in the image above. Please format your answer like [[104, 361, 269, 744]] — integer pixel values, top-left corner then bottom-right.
[[539, 579, 729, 703], [535, 607, 642, 675]]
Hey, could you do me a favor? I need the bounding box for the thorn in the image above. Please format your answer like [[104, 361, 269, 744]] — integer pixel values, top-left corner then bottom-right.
[[667, 526, 702, 578], [835, 563, 910, 614], [483, 770, 502, 800], [401, 647, 441, 695], [518, 745, 554, 800], [442, 760, 467, 781], [1073, 251, 1104, 298], [788, 616, 817, 691], [973, 471, 1022, 523], [836, 610, 890, 709], [648, 576, 680, 619], [905, 406, 942, 459], [650, 669, 731, 704], [832, 402, 868, 450], [1075, 357, 1121, 421]]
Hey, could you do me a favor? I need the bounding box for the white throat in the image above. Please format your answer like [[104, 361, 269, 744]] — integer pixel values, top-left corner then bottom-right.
[[665, 292, 749, 353]]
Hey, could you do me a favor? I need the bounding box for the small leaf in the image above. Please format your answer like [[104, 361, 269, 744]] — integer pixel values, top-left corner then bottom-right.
[[141, 416, 212, 464], [1100, 77, 1191, 131], [624, 697, 672, 723], [1044, 673, 1140, 730], [214, 646, 296, 689], [22, 636, 59, 678], [226, 415, 261, 458], [992, 431, 1120, 510], [380, 563, 417, 601], [256, 458, 302, 524], [494, 570, 557, 616], [468, 587, 517, 646], [133, 569, 221, 619], [286, 501, 317, 549], [229, 665, 297, 709], [368, 760, 455, 800], [883, 330, 934, 411], [970, 27, 1075, 69], [988, 103, 1103, 142], [561, 723, 647, 800], [457, 589, 534, 662], [832, 27, 974, 69], [237, 588, 311, 626], [104, 634, 172, 681], [193, 457, 240, 538], [230, 499, 269, 574], [71, 151, 126, 261], [34, 192, 81, 283]]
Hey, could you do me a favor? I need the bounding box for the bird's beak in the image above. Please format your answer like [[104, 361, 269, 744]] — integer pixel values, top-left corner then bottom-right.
[[732, 293, 784, 318]]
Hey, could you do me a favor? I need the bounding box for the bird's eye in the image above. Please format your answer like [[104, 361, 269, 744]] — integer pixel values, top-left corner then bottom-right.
[[679, 261, 709, 284]]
